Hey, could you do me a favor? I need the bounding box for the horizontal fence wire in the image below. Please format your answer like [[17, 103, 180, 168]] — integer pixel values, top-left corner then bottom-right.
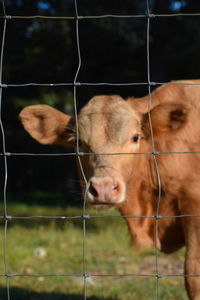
[[2, 12, 200, 20], [1, 150, 200, 156], [1, 214, 200, 220], [2, 81, 200, 88], [1, 0, 200, 299], [2, 81, 200, 89]]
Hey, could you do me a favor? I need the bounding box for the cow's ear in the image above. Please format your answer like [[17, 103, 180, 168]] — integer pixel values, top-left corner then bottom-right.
[[19, 105, 75, 146], [141, 102, 189, 138]]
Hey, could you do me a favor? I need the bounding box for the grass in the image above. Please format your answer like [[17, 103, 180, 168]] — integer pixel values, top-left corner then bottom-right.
[[0, 201, 188, 300]]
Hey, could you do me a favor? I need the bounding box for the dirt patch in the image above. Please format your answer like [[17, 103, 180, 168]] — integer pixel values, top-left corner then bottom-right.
[[138, 255, 184, 275]]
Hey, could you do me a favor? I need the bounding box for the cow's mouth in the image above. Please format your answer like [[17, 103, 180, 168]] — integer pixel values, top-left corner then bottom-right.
[[88, 201, 115, 210]]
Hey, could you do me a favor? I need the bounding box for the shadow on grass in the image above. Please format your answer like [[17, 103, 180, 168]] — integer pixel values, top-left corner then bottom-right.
[[0, 287, 119, 300], [0, 197, 122, 232], [0, 210, 123, 234]]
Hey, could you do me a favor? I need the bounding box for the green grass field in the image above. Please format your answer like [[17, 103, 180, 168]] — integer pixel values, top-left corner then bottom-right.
[[0, 202, 188, 299]]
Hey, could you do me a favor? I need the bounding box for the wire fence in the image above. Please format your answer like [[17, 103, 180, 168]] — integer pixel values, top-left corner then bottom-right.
[[1, 0, 200, 299]]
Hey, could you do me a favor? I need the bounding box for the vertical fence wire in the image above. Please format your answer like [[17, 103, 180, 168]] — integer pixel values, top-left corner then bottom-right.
[[146, 1, 162, 298], [73, 1, 89, 298], [0, 1, 7, 216], [0, 1, 10, 299], [1, 1, 200, 300]]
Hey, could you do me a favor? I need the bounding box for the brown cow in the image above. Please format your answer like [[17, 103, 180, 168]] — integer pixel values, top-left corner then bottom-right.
[[19, 80, 200, 300]]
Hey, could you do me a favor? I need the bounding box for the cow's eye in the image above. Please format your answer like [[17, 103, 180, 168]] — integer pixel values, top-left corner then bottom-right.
[[132, 135, 139, 143]]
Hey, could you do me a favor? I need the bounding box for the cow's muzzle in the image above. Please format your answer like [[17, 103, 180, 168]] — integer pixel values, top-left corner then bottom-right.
[[87, 177, 125, 205]]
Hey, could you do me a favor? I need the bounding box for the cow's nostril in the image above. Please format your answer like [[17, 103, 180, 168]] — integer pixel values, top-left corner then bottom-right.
[[88, 182, 98, 197], [112, 184, 118, 190], [87, 178, 125, 204]]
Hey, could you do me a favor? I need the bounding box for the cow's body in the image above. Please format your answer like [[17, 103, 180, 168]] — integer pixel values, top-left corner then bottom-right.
[[19, 80, 200, 299]]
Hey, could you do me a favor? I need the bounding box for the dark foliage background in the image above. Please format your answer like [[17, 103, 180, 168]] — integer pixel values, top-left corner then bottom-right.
[[1, 0, 200, 206]]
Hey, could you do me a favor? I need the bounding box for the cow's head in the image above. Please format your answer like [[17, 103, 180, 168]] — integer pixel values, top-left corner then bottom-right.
[[19, 95, 188, 207]]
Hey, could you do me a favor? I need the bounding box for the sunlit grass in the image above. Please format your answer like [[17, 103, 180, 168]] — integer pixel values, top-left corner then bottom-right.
[[0, 203, 188, 299]]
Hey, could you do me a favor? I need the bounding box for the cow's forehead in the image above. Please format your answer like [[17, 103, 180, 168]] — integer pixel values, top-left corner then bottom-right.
[[78, 95, 140, 148]]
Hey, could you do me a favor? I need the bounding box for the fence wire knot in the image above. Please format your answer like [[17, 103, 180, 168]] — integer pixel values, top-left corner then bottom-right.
[[148, 13, 156, 18], [74, 82, 81, 86], [77, 152, 85, 156], [83, 214, 90, 219], [153, 151, 160, 155], [0, 84, 7, 88], [157, 274, 164, 278], [149, 81, 157, 86], [5, 152, 11, 156]]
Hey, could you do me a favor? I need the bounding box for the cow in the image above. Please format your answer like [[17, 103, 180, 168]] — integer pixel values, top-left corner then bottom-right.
[[19, 80, 200, 300]]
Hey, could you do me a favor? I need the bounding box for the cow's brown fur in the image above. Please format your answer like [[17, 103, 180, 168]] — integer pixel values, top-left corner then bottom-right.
[[19, 80, 200, 300]]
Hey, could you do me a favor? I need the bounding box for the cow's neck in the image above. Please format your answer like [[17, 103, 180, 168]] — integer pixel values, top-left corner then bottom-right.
[[118, 153, 185, 253], [118, 154, 159, 250]]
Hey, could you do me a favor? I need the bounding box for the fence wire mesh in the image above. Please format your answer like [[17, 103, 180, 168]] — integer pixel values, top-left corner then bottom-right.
[[1, 0, 200, 299]]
